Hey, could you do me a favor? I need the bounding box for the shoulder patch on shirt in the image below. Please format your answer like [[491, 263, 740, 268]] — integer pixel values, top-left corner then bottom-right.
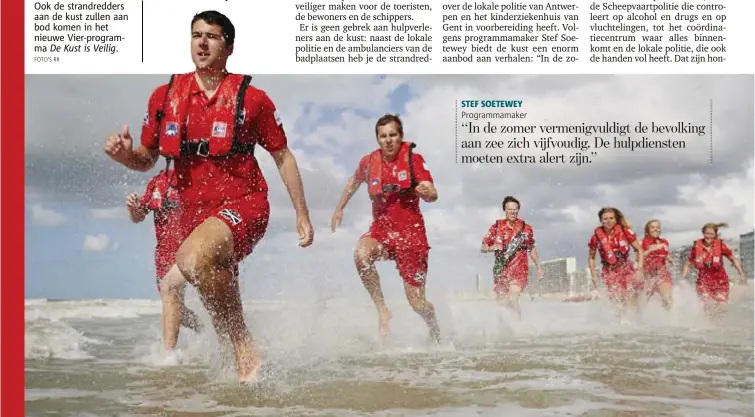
[[274, 110, 282, 127]]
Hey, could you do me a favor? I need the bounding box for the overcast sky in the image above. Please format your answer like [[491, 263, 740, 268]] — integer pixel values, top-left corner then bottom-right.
[[25, 74, 754, 300]]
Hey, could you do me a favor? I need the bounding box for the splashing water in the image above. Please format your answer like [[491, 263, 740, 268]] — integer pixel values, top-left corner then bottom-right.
[[25, 282, 754, 416]]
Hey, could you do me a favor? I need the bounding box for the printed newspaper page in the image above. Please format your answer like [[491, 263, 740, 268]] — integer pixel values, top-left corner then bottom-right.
[[17, 0, 755, 416]]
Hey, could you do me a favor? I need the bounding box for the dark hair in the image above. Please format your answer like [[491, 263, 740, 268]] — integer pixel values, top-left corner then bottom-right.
[[191, 11, 236, 47], [502, 196, 520, 210], [375, 114, 403, 137]]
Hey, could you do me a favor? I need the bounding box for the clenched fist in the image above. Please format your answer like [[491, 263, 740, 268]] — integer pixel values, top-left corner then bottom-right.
[[104, 125, 134, 164]]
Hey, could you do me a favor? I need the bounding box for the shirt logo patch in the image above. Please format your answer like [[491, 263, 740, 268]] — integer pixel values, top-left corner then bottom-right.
[[398, 171, 407, 181], [274, 110, 282, 127], [212, 121, 227, 138], [142, 111, 149, 125], [219, 208, 242, 226], [165, 122, 178, 137]]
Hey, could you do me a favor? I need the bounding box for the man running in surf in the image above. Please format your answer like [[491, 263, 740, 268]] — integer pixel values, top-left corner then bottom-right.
[[330, 114, 441, 342], [481, 196, 543, 319]]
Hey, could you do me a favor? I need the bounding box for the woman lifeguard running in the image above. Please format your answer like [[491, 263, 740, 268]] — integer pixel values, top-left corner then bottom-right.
[[587, 207, 644, 314], [640, 219, 674, 310], [681, 222, 746, 318]]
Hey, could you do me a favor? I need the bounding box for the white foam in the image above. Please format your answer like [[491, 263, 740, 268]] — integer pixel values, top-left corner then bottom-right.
[[23, 298, 293, 323], [25, 299, 163, 322], [25, 320, 104, 360]]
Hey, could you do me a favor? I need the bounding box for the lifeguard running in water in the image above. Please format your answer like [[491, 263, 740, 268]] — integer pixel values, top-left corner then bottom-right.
[[587, 207, 644, 315], [105, 10, 314, 382], [681, 222, 746, 318], [330, 114, 441, 343], [480, 196, 543, 319], [126, 168, 203, 349], [640, 219, 674, 310]]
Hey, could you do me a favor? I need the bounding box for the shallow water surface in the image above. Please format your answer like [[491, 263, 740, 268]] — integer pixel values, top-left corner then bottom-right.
[[25, 284, 754, 416]]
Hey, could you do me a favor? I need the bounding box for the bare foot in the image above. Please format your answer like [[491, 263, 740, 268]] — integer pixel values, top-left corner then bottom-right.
[[378, 308, 392, 336], [238, 360, 262, 384], [234, 338, 262, 383]]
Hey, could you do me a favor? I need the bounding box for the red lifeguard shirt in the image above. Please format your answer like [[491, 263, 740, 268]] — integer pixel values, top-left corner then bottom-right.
[[482, 219, 535, 277], [642, 236, 670, 270], [588, 226, 638, 264], [354, 150, 433, 239], [689, 240, 732, 277], [140, 74, 288, 205]]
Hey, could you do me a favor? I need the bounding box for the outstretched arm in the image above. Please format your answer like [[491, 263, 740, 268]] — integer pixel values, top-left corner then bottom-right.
[[588, 247, 598, 290], [271, 147, 313, 247], [335, 175, 362, 212], [331, 175, 362, 232], [529, 247, 544, 280], [529, 247, 541, 266], [271, 147, 310, 217], [727, 254, 746, 282]]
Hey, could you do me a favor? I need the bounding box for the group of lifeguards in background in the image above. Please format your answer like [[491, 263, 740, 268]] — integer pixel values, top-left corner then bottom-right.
[[484, 202, 748, 319], [126, 110, 749, 354]]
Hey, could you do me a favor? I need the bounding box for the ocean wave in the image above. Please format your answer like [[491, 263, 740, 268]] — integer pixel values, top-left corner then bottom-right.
[[22, 297, 296, 323], [25, 320, 105, 360], [25, 298, 163, 322]]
